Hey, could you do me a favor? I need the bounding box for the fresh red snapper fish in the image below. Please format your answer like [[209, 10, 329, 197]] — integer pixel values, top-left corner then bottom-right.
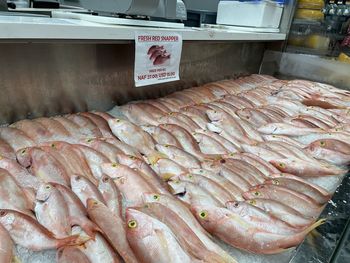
[[194, 129, 240, 153], [225, 201, 302, 235], [74, 227, 121, 263], [206, 123, 245, 149], [80, 112, 114, 138], [80, 138, 140, 162], [10, 119, 53, 143], [223, 153, 280, 177], [270, 158, 346, 176], [57, 246, 91, 263], [155, 144, 201, 169], [192, 131, 230, 154], [73, 144, 110, 180], [206, 109, 254, 144], [150, 157, 188, 181], [158, 97, 182, 112], [105, 137, 143, 158], [108, 118, 155, 155], [0, 223, 14, 263], [71, 175, 106, 207], [53, 116, 86, 138], [178, 173, 236, 205], [0, 168, 34, 216], [221, 95, 255, 109], [201, 160, 252, 192], [120, 103, 165, 126], [138, 202, 228, 263], [246, 199, 313, 228], [141, 125, 182, 148], [305, 139, 350, 166], [200, 83, 228, 98], [125, 208, 197, 263], [143, 100, 172, 113], [42, 141, 96, 184], [262, 134, 307, 149], [34, 118, 72, 142], [181, 110, 209, 129], [224, 158, 266, 184], [0, 127, 35, 151], [92, 111, 114, 122], [87, 199, 138, 263], [258, 122, 323, 136], [0, 209, 81, 250], [0, 156, 40, 191], [0, 139, 15, 160], [158, 112, 200, 132], [192, 204, 324, 254], [261, 142, 316, 163], [53, 183, 100, 238], [116, 153, 168, 194], [264, 177, 330, 205], [243, 184, 323, 218], [159, 124, 208, 160], [241, 144, 289, 162], [236, 108, 272, 127], [168, 179, 222, 207], [189, 168, 244, 201], [295, 131, 350, 145], [98, 174, 123, 217], [166, 92, 195, 105], [35, 183, 71, 238], [142, 193, 236, 263], [66, 114, 103, 138], [101, 163, 156, 206]]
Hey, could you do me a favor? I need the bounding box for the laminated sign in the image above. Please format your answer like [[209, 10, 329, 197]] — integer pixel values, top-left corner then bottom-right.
[[134, 31, 182, 87]]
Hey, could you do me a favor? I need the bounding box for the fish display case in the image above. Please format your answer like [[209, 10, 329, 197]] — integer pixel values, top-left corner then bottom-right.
[[0, 1, 349, 262]]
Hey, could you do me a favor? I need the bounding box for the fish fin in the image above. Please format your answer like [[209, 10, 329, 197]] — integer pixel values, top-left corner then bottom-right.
[[147, 151, 168, 165], [302, 218, 326, 235], [11, 256, 22, 263], [56, 234, 90, 248], [70, 216, 101, 240], [80, 220, 102, 240]]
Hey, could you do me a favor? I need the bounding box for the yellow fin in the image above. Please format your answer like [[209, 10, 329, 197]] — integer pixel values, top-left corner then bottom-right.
[[303, 218, 326, 235], [11, 256, 21, 263], [147, 151, 168, 165]]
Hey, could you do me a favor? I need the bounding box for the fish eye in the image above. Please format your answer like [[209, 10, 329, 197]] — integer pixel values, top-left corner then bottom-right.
[[188, 174, 194, 179], [199, 170, 203, 173], [164, 145, 170, 148], [45, 185, 51, 189], [115, 119, 120, 122], [21, 149, 26, 154], [86, 138, 93, 143], [199, 210, 208, 219], [51, 143, 55, 148], [93, 201, 98, 205], [320, 141, 326, 147], [111, 163, 118, 167], [153, 194, 160, 201], [220, 159, 226, 164], [128, 220, 137, 229], [0, 210, 7, 217], [272, 179, 279, 185], [278, 163, 285, 168], [229, 153, 235, 156], [233, 202, 239, 208], [249, 200, 256, 205], [75, 176, 81, 181], [253, 191, 261, 197], [129, 155, 136, 159], [102, 177, 109, 183]]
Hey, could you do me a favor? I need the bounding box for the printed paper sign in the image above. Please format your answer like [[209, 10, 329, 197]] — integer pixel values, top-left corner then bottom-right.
[[134, 31, 182, 87]]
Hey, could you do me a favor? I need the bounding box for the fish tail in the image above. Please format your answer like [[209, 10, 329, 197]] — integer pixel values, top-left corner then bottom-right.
[[303, 218, 326, 235], [57, 234, 90, 248], [11, 256, 22, 263], [147, 150, 168, 165], [81, 220, 102, 240]]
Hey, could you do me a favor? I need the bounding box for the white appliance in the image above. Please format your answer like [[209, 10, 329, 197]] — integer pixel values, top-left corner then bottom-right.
[[217, 0, 284, 29]]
